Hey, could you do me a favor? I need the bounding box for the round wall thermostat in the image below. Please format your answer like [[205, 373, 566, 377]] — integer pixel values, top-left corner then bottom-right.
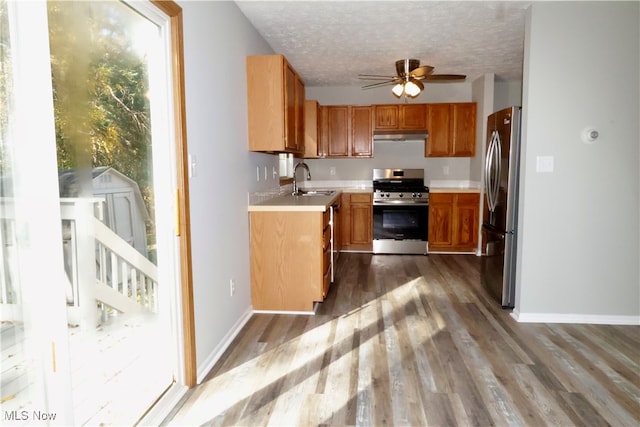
[[582, 128, 599, 144]]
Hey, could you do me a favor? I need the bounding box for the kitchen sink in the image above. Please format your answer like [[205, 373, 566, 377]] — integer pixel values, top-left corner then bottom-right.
[[297, 190, 336, 197]]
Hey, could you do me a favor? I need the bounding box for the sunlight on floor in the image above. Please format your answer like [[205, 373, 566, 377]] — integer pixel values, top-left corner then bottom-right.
[[169, 276, 444, 426]]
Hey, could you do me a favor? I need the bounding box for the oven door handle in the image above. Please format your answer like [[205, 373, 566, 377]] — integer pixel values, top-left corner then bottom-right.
[[373, 201, 429, 206]]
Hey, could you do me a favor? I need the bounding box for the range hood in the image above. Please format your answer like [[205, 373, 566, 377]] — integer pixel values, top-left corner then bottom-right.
[[373, 129, 428, 142]]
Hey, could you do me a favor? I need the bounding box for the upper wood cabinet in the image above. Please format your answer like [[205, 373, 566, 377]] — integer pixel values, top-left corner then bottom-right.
[[246, 55, 305, 154], [425, 102, 477, 157], [351, 106, 373, 157], [303, 100, 320, 158], [323, 105, 372, 158], [373, 104, 427, 130]]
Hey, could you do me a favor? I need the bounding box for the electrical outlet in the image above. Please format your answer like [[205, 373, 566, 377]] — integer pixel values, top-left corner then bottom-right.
[[330, 167, 336, 176], [256, 166, 260, 182], [443, 165, 450, 175], [230, 279, 236, 297]]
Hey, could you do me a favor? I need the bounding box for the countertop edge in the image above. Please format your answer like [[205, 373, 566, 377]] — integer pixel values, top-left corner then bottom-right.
[[429, 187, 482, 194], [248, 191, 341, 212]]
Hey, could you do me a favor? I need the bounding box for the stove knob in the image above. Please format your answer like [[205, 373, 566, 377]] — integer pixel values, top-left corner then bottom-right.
[[385, 193, 390, 198], [412, 193, 417, 197], [399, 193, 404, 198], [417, 193, 422, 198]]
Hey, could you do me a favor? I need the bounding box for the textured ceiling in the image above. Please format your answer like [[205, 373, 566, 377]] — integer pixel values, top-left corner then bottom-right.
[[235, 1, 530, 87]]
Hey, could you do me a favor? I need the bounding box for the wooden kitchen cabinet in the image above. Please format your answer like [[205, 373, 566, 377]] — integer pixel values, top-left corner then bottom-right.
[[323, 105, 372, 158], [250, 210, 331, 311], [373, 104, 427, 130], [246, 54, 305, 154], [341, 192, 373, 250], [303, 100, 321, 158], [425, 102, 477, 157], [428, 192, 480, 252]]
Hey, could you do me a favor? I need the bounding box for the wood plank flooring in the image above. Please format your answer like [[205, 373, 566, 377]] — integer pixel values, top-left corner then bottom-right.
[[165, 253, 640, 426]]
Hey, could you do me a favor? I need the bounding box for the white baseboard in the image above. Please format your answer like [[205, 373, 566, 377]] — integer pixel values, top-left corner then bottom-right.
[[196, 306, 253, 384], [511, 309, 640, 325], [138, 383, 189, 426]]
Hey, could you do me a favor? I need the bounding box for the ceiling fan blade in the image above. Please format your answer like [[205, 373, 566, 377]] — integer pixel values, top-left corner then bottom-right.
[[422, 74, 467, 81], [361, 80, 399, 89], [358, 74, 398, 80], [409, 65, 434, 78]]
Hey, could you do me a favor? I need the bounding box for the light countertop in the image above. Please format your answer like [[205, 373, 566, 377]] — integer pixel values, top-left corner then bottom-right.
[[248, 191, 341, 212], [429, 180, 482, 193]]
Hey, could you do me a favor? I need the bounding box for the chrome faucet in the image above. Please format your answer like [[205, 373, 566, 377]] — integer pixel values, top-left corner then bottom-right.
[[292, 161, 311, 195]]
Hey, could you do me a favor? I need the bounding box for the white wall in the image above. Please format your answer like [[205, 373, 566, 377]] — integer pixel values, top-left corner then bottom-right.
[[494, 81, 522, 111], [516, 2, 639, 322], [179, 1, 280, 379]]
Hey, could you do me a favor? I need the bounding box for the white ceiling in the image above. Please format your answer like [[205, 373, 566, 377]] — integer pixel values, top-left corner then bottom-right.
[[235, 1, 531, 88]]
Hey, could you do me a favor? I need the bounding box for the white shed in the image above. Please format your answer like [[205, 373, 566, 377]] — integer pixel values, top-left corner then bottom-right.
[[59, 167, 150, 257]]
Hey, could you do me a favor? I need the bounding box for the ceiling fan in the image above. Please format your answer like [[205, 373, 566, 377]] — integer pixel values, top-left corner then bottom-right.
[[359, 59, 466, 99]]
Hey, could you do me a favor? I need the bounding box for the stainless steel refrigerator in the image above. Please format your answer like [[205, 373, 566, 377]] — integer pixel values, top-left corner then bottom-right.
[[481, 106, 521, 308]]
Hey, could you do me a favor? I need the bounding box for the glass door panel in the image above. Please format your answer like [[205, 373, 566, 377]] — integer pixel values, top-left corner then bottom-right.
[[1, 0, 74, 423], [46, 1, 177, 424]]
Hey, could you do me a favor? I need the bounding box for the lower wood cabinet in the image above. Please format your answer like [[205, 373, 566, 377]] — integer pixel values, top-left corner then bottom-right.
[[428, 192, 480, 252], [341, 192, 372, 250], [250, 210, 331, 311]]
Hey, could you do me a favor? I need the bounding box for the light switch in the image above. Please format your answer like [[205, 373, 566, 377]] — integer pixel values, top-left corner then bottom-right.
[[188, 154, 197, 178], [536, 156, 554, 173]]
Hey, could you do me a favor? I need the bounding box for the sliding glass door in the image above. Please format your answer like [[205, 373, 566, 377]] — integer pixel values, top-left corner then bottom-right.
[[1, 1, 185, 424]]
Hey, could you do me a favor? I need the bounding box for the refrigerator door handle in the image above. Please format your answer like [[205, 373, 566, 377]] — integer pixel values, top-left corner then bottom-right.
[[485, 131, 500, 212], [494, 132, 502, 209], [484, 133, 492, 210]]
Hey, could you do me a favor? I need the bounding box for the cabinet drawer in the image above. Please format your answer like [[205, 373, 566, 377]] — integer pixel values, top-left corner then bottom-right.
[[323, 246, 331, 271], [323, 226, 331, 251], [322, 267, 331, 299], [323, 209, 331, 227], [350, 193, 372, 204]]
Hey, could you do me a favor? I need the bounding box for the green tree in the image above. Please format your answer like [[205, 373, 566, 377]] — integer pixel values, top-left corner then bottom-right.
[[48, 1, 153, 212]]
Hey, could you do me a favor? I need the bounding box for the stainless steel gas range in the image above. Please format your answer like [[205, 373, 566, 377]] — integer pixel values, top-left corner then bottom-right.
[[372, 168, 429, 255]]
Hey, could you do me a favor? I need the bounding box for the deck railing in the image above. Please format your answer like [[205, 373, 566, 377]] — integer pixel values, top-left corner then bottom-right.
[[1, 198, 158, 326]]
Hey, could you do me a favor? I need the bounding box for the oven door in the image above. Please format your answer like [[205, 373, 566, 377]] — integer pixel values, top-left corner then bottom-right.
[[373, 203, 429, 241]]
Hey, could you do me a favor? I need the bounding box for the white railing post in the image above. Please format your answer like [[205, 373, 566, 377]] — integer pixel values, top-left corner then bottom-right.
[[74, 198, 98, 329]]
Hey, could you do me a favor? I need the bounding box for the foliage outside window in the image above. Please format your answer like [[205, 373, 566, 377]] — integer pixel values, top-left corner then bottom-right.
[[279, 153, 293, 179]]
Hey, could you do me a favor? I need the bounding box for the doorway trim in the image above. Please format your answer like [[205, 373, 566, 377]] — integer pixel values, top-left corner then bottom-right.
[[150, 0, 196, 388]]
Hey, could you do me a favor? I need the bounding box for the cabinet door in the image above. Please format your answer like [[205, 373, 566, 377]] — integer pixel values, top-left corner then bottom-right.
[[294, 74, 305, 153], [452, 103, 476, 156], [284, 63, 297, 151], [373, 105, 399, 130], [246, 55, 286, 152], [340, 193, 351, 247], [326, 106, 349, 156], [303, 100, 319, 158], [453, 193, 480, 249], [317, 105, 328, 157], [428, 193, 454, 246], [351, 204, 372, 244], [400, 104, 427, 129], [351, 106, 372, 157], [425, 103, 452, 156]]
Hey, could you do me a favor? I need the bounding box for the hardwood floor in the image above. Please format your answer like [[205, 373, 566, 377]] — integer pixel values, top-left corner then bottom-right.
[[165, 253, 640, 426]]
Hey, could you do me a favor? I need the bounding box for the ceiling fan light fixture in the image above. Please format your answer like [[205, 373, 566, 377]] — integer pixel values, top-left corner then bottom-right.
[[391, 83, 404, 98], [404, 80, 422, 97]]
